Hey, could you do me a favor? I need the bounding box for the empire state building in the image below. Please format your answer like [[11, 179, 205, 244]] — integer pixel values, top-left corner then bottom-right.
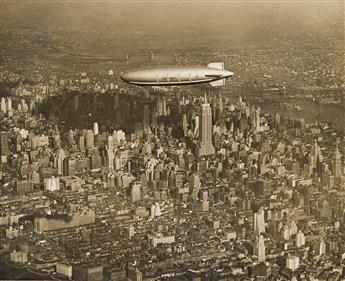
[[198, 94, 215, 156]]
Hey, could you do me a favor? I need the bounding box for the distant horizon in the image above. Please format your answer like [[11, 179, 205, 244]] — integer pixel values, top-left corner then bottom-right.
[[1, 1, 343, 54]]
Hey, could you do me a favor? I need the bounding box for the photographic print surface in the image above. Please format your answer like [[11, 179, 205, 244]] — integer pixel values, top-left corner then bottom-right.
[[0, 0, 344, 280]]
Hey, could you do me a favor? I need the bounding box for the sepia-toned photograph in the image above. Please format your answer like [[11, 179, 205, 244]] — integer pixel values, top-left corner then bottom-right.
[[0, 0, 344, 280]]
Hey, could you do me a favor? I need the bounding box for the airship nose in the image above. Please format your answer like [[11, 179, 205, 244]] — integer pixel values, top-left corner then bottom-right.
[[120, 72, 129, 82]]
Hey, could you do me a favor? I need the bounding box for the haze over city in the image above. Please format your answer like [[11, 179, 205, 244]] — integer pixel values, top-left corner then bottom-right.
[[0, 1, 345, 281]]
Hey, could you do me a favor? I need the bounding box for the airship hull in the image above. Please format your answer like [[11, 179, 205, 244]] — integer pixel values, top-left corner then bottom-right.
[[121, 64, 233, 86]]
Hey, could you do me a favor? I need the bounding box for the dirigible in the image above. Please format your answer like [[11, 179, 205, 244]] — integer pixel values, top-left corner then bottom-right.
[[120, 62, 234, 87]]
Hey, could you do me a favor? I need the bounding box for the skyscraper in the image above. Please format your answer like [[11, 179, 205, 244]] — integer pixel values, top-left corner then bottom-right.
[[254, 208, 265, 235], [198, 95, 215, 156], [130, 182, 141, 203], [63, 158, 76, 176], [78, 136, 85, 152], [143, 105, 151, 134], [0, 98, 6, 113], [56, 149, 66, 175], [295, 230, 305, 247], [254, 235, 265, 262], [333, 145, 342, 179], [0, 132, 10, 156], [86, 130, 94, 148], [93, 122, 99, 136]]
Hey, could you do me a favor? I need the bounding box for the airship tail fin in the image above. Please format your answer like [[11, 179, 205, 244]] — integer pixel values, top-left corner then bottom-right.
[[209, 79, 226, 87], [207, 62, 225, 70]]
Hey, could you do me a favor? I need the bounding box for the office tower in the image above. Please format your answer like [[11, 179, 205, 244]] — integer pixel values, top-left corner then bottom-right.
[[67, 129, 75, 146], [78, 135, 85, 152], [16, 180, 34, 195], [295, 230, 305, 247], [107, 135, 114, 151], [63, 158, 76, 176], [44, 176, 60, 191], [289, 220, 297, 236], [255, 235, 265, 262], [319, 239, 326, 256], [29, 100, 35, 111], [283, 224, 290, 240], [106, 136, 115, 169], [193, 115, 199, 138], [150, 203, 161, 219], [254, 208, 265, 235], [218, 92, 223, 115], [90, 154, 102, 170], [6, 97, 12, 112], [73, 265, 103, 281], [15, 133, 22, 152], [0, 97, 6, 113], [113, 129, 125, 143], [143, 104, 151, 134], [130, 182, 141, 203], [286, 255, 300, 271], [311, 139, 323, 168], [93, 122, 99, 136], [333, 145, 342, 178], [129, 225, 135, 239], [188, 174, 201, 199], [0, 132, 9, 156], [275, 112, 281, 128], [181, 113, 188, 136], [198, 95, 215, 156], [156, 95, 167, 116], [105, 148, 114, 169], [86, 130, 94, 148], [56, 149, 66, 175], [254, 108, 261, 132]]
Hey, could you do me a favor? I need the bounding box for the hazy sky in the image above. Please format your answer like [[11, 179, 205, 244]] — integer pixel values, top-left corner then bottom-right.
[[3, 1, 343, 31], [1, 1, 344, 51]]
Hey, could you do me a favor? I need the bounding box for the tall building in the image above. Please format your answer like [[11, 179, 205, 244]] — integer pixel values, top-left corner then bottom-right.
[[106, 148, 114, 169], [254, 208, 265, 235], [86, 130, 94, 148], [129, 225, 135, 239], [333, 145, 342, 178], [286, 255, 300, 271], [0, 97, 6, 113], [130, 182, 141, 203], [6, 97, 12, 112], [157, 95, 167, 116], [198, 95, 215, 156], [319, 239, 326, 256], [44, 176, 60, 191], [295, 230, 305, 247], [143, 104, 151, 134], [63, 158, 76, 176], [16, 180, 34, 195], [93, 122, 99, 136], [90, 154, 102, 170], [72, 264, 103, 281], [15, 133, 22, 152], [67, 129, 75, 146], [181, 113, 188, 136], [56, 149, 66, 175], [128, 268, 143, 281], [254, 235, 265, 262], [312, 139, 323, 166], [188, 174, 201, 199], [78, 135, 85, 151], [0, 132, 10, 156]]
